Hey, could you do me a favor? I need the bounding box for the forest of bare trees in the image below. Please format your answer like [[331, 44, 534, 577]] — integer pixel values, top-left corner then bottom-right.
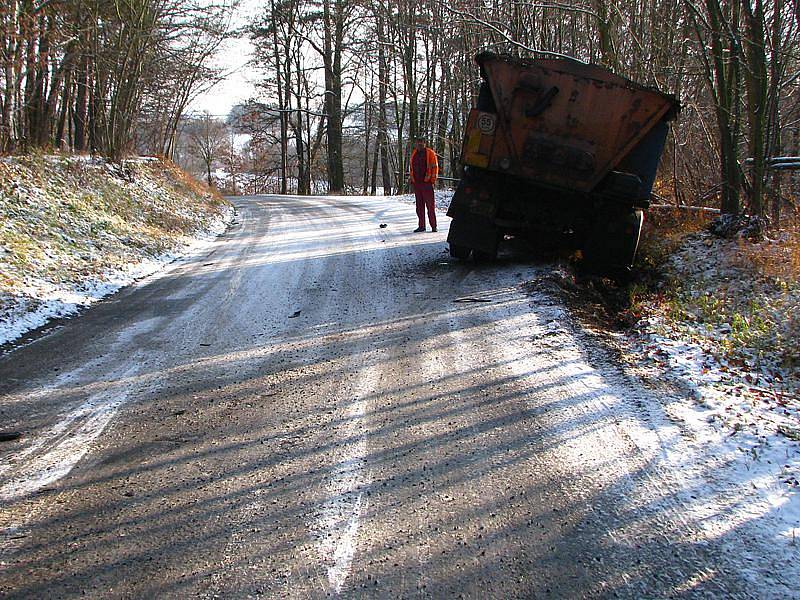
[[2, 0, 799, 221], [237, 0, 799, 221], [0, 0, 233, 160]]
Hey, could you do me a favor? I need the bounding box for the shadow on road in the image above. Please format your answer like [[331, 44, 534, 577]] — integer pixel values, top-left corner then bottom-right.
[[0, 195, 785, 597]]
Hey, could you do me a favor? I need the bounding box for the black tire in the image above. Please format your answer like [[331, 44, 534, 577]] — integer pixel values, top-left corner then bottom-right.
[[449, 244, 472, 259], [582, 208, 644, 273], [472, 248, 497, 262]]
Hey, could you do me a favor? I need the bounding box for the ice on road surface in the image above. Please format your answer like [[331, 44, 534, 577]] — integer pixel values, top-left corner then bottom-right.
[[0, 194, 796, 598]]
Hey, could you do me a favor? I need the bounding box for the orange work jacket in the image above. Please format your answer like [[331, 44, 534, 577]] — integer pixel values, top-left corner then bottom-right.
[[409, 147, 439, 185]]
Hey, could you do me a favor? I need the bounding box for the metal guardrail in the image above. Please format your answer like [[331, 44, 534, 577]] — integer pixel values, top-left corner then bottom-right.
[[650, 203, 720, 214], [744, 156, 800, 170]]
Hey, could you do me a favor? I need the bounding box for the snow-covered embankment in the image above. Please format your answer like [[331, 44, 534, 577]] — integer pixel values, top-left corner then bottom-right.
[[0, 154, 232, 347]]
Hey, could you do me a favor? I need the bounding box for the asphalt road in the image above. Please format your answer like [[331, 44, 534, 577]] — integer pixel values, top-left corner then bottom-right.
[[0, 195, 755, 598]]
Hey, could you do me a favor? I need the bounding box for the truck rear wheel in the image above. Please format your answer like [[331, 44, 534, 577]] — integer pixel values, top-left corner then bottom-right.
[[449, 244, 472, 259], [472, 248, 497, 262], [447, 212, 500, 261], [582, 208, 644, 273]]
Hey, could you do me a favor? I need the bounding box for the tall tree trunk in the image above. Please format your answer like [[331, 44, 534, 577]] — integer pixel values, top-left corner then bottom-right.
[[362, 88, 372, 194], [1, 1, 20, 152], [55, 66, 72, 148], [692, 0, 743, 214], [271, 0, 288, 194], [41, 39, 78, 147], [402, 5, 418, 141], [742, 0, 768, 218], [322, 0, 345, 194], [766, 0, 785, 224], [370, 131, 379, 195], [73, 48, 89, 152], [593, 0, 618, 69], [376, 7, 391, 195]]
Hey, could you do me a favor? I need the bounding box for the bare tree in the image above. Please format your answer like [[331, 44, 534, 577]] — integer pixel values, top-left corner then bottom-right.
[[188, 111, 229, 187], [0, 0, 233, 159]]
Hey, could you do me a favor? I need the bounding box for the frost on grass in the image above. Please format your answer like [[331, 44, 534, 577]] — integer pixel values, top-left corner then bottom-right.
[[0, 153, 232, 346], [631, 226, 800, 545], [637, 229, 799, 417]]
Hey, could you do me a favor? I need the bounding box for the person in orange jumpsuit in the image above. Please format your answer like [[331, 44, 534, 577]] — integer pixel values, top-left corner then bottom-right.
[[409, 137, 439, 232]]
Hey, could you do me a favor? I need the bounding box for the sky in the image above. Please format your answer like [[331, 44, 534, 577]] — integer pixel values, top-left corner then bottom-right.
[[187, 0, 262, 118]]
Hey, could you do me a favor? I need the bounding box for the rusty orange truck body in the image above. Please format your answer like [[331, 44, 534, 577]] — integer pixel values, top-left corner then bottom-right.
[[447, 52, 680, 270]]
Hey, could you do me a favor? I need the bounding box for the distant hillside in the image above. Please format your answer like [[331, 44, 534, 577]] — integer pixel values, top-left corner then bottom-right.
[[0, 154, 231, 346]]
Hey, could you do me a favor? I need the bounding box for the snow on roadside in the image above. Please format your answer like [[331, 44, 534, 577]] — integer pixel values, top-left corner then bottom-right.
[[0, 205, 232, 348], [529, 261, 800, 591], [435, 194, 800, 587], [618, 341, 800, 592], [0, 154, 233, 349], [619, 230, 800, 568]]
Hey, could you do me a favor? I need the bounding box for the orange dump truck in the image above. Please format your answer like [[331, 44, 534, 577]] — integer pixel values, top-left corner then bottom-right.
[[447, 52, 680, 271]]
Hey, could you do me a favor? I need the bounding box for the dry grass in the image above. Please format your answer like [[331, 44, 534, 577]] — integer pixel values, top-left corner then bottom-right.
[[620, 206, 715, 319], [159, 158, 225, 204], [639, 206, 713, 257], [732, 229, 800, 284], [636, 206, 800, 384]]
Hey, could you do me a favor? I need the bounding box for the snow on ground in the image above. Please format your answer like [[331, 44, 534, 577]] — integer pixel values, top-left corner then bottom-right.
[[0, 206, 232, 348], [625, 229, 800, 552], [0, 154, 233, 349], [537, 231, 800, 583], [420, 188, 799, 581], [3, 176, 797, 584]]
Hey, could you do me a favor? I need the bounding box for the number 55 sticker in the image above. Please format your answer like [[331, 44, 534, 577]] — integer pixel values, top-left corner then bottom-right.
[[477, 112, 496, 135]]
